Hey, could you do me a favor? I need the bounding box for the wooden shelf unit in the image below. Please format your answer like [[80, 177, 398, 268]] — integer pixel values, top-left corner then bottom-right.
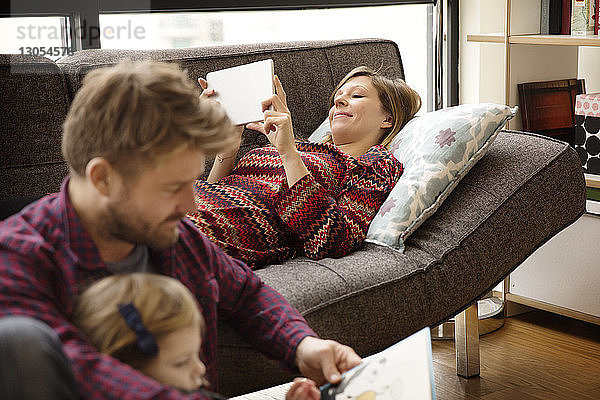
[[468, 33, 600, 46], [505, 292, 600, 325], [467, 0, 600, 324], [465, 0, 600, 130]]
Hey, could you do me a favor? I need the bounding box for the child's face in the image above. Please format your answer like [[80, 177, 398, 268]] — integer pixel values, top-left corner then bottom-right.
[[141, 323, 206, 392]]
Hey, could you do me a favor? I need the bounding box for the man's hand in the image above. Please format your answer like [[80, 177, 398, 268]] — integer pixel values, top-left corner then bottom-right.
[[294, 336, 362, 386]]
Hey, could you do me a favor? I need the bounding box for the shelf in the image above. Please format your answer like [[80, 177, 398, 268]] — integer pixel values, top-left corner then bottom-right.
[[585, 173, 600, 189], [506, 293, 600, 325], [474, 0, 600, 328], [511, 34, 600, 46], [467, 33, 600, 46], [466, 33, 505, 44]]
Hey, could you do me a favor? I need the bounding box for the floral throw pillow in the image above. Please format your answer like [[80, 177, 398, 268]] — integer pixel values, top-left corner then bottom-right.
[[365, 103, 517, 251]]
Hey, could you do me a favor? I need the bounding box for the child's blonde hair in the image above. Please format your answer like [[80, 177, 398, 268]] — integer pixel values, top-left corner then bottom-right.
[[72, 273, 204, 369]]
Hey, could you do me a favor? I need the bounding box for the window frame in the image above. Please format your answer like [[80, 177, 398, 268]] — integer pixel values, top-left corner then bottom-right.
[[99, 0, 436, 14], [1, 0, 456, 108]]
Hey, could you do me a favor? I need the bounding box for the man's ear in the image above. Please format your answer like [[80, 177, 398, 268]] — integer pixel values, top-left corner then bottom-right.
[[381, 115, 393, 129], [86, 157, 115, 196]]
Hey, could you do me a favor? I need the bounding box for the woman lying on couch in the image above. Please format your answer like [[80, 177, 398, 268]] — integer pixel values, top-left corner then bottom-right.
[[187, 67, 421, 268]]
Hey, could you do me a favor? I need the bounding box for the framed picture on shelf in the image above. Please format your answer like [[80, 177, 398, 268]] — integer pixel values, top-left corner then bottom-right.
[[518, 78, 586, 145]]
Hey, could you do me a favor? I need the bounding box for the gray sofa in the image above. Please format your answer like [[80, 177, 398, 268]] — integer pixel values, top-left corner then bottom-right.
[[0, 39, 586, 396]]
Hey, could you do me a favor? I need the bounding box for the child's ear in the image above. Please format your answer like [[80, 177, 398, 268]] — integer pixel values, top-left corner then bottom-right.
[[381, 115, 393, 129]]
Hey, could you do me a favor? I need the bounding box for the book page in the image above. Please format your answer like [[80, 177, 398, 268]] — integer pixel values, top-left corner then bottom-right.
[[320, 328, 436, 400], [229, 382, 292, 400], [206, 59, 274, 125], [230, 328, 435, 400]]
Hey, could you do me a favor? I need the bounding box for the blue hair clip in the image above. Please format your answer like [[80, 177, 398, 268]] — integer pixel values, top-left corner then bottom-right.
[[118, 303, 159, 357]]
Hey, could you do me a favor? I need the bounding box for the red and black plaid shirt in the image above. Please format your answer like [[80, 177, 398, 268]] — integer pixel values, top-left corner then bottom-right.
[[0, 178, 315, 399]]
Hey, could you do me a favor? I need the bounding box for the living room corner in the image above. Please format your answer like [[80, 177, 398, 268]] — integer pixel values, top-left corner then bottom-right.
[[1, 1, 599, 399]]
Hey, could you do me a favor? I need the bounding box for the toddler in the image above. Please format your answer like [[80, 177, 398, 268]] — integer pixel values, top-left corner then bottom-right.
[[73, 273, 319, 400], [73, 273, 219, 397]]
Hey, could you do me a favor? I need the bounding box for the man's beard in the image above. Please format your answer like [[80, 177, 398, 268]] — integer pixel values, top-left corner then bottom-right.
[[105, 202, 184, 250]]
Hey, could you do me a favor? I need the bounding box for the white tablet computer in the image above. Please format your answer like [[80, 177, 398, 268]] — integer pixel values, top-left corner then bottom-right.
[[206, 59, 275, 125]]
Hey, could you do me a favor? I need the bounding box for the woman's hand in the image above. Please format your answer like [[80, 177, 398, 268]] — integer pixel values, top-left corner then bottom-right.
[[197, 77, 215, 100], [285, 378, 320, 400], [246, 75, 297, 158], [199, 77, 244, 183], [246, 75, 309, 187]]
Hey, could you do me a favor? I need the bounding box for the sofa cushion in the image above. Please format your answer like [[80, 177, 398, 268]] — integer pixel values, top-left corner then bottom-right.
[[0, 55, 69, 201], [56, 39, 405, 178], [367, 103, 517, 251], [57, 39, 404, 141], [308, 117, 332, 142]]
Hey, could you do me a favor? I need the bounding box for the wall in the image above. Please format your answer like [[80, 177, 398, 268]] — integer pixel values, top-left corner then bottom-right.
[[579, 48, 600, 92], [459, 0, 504, 104]]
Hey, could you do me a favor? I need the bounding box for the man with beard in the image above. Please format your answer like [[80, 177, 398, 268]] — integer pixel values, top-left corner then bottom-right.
[[0, 60, 359, 400]]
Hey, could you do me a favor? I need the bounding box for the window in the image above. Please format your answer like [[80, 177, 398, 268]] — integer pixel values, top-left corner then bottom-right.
[[100, 5, 430, 109], [0, 17, 68, 61], [1, 2, 440, 108]]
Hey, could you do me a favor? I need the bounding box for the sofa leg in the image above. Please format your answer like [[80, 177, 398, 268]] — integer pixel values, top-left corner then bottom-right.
[[454, 302, 480, 378]]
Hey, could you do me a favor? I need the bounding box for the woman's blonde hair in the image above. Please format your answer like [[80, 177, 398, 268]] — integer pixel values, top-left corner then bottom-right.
[[62, 60, 237, 179], [72, 273, 204, 369], [327, 66, 422, 149]]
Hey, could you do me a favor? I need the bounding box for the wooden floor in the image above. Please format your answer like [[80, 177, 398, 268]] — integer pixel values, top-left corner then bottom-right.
[[432, 310, 600, 400]]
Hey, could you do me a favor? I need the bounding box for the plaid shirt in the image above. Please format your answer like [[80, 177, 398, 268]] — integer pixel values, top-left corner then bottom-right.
[[0, 178, 316, 399]]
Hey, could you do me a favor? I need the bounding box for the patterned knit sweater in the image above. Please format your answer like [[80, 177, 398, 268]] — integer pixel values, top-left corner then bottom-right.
[[187, 142, 403, 268]]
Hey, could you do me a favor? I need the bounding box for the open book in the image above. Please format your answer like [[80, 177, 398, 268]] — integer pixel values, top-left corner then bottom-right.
[[206, 59, 275, 125], [231, 328, 436, 400], [320, 327, 436, 400]]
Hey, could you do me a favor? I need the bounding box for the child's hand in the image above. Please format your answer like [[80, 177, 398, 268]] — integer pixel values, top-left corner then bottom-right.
[[285, 378, 320, 400]]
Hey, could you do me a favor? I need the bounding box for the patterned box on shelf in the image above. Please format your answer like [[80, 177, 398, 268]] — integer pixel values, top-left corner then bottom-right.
[[574, 93, 600, 174]]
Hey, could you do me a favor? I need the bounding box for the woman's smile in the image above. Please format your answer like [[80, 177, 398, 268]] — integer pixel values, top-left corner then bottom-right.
[[333, 111, 353, 119]]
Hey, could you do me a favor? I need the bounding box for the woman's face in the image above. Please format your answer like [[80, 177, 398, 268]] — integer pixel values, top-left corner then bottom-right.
[[328, 75, 391, 148], [141, 323, 207, 392]]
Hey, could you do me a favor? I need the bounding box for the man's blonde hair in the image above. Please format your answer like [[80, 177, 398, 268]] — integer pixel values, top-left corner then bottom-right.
[[327, 66, 422, 149], [62, 60, 236, 177], [72, 273, 204, 370]]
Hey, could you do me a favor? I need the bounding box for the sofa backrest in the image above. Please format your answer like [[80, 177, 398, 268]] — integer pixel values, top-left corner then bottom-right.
[[0, 55, 70, 202], [57, 39, 405, 139], [1, 39, 405, 209]]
